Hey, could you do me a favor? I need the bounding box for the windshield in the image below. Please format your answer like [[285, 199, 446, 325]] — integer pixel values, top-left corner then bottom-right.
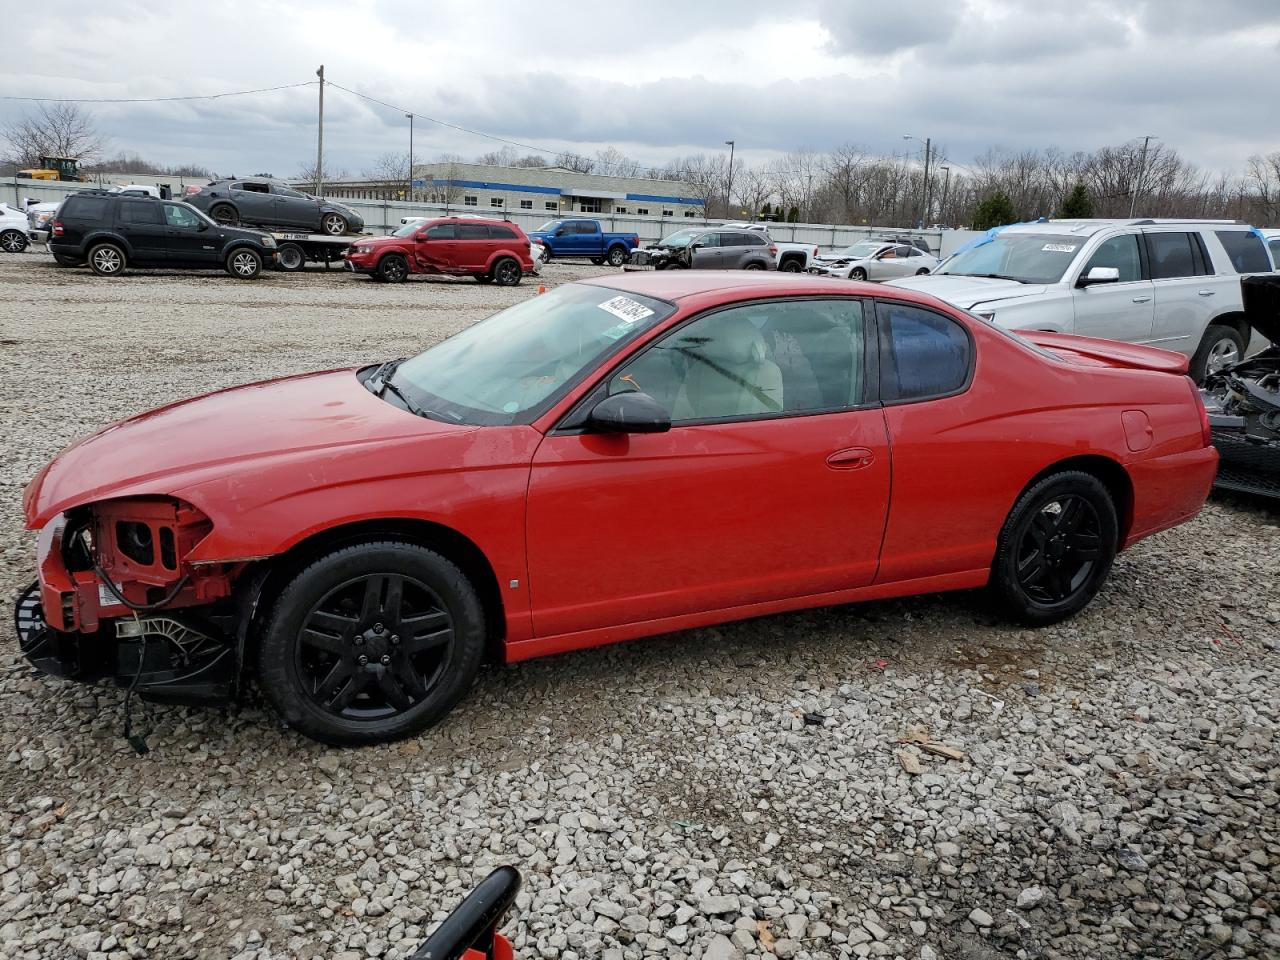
[[830, 242, 883, 260], [537, 220, 563, 233], [392, 221, 422, 237], [391, 284, 677, 425], [938, 233, 1084, 283], [658, 229, 702, 248]]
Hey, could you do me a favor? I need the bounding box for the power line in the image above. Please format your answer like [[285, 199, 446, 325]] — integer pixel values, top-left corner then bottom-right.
[[325, 80, 564, 158], [0, 81, 316, 104]]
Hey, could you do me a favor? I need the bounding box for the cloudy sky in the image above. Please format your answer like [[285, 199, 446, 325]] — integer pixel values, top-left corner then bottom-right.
[[4, 0, 1278, 179]]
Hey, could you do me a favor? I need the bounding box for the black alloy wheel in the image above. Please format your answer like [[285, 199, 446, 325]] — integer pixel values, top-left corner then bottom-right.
[[378, 254, 409, 283], [779, 259, 803, 272], [991, 471, 1117, 625], [492, 257, 521, 286], [257, 542, 485, 745]]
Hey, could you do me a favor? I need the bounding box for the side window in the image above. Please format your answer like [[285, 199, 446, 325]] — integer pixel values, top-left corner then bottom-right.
[[741, 233, 766, 246], [118, 200, 162, 224], [572, 222, 594, 235], [162, 204, 200, 228], [1082, 234, 1142, 282], [487, 225, 518, 239], [457, 224, 489, 240], [609, 300, 866, 423], [879, 302, 971, 402], [425, 224, 455, 240], [1214, 230, 1271, 274], [1146, 232, 1199, 280], [63, 196, 107, 220], [239, 182, 270, 194], [1269, 238, 1280, 270]]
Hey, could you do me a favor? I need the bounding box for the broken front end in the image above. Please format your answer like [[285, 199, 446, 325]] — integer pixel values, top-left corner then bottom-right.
[[15, 498, 251, 703]]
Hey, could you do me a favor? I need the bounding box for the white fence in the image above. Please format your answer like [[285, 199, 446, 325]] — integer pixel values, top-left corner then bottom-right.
[[7, 176, 983, 257]]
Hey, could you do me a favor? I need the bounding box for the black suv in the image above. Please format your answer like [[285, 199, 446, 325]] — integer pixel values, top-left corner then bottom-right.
[[49, 192, 278, 279]]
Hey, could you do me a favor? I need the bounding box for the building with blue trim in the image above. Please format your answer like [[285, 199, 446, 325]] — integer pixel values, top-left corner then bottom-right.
[[323, 161, 706, 218]]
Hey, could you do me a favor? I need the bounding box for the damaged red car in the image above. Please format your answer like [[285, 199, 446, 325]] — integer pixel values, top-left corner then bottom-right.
[[16, 273, 1218, 745]]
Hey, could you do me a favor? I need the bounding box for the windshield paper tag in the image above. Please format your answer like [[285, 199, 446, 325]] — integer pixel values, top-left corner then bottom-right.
[[598, 296, 655, 324], [1042, 243, 1077, 253]]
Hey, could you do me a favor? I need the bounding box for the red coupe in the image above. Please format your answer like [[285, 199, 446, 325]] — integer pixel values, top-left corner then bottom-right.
[[17, 273, 1217, 744]]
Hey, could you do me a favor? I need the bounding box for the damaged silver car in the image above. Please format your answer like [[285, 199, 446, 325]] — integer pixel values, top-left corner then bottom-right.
[[1202, 274, 1280, 497]]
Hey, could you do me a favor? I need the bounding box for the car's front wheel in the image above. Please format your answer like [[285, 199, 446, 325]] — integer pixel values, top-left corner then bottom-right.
[[321, 213, 349, 236], [378, 254, 409, 283], [88, 242, 126, 276], [226, 248, 263, 279], [0, 229, 28, 253], [492, 257, 521, 286], [989, 470, 1118, 626], [257, 541, 486, 745], [1189, 324, 1246, 383], [850, 267, 867, 281]]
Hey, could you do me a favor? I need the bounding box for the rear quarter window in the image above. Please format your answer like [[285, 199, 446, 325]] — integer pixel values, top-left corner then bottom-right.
[[1214, 230, 1272, 274], [878, 302, 972, 402], [61, 196, 108, 220], [487, 225, 518, 239]]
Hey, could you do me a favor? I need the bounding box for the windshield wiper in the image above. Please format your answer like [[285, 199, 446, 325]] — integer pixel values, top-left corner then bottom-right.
[[955, 273, 1029, 283], [365, 358, 428, 418]]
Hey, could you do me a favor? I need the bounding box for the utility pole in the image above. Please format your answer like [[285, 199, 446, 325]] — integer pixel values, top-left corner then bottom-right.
[[724, 140, 735, 218], [1128, 135, 1155, 218], [406, 113, 414, 201], [903, 134, 931, 227], [939, 166, 951, 226], [806, 172, 814, 223], [314, 65, 325, 196]]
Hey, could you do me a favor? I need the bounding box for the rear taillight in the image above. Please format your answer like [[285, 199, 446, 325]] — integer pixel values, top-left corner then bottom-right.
[[812, 246, 818, 257], [768, 243, 778, 255], [51, 220, 64, 237], [1187, 376, 1212, 447]]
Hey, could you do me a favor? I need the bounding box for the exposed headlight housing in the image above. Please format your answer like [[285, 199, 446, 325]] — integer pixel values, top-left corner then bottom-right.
[[260, 236, 277, 248]]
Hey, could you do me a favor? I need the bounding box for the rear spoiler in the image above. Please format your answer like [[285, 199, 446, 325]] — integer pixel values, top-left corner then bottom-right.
[[1020, 330, 1190, 375]]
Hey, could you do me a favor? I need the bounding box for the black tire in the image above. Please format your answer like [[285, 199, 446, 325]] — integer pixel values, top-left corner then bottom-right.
[[256, 541, 486, 745], [378, 254, 409, 283], [850, 267, 867, 281], [209, 203, 239, 226], [990, 471, 1118, 626], [0, 229, 28, 253], [321, 212, 349, 236], [779, 258, 803, 273], [744, 261, 766, 270], [88, 242, 125, 276], [606, 245, 628, 267], [226, 247, 263, 279], [916, 267, 931, 276], [590, 257, 604, 266], [277, 243, 306, 272], [1189, 324, 1246, 384], [492, 257, 521, 286]]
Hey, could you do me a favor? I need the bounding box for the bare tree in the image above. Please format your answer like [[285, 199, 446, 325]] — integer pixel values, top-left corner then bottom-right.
[[2, 103, 105, 168], [594, 147, 642, 178], [294, 160, 349, 186], [362, 151, 411, 185], [553, 151, 596, 174], [733, 167, 773, 220]]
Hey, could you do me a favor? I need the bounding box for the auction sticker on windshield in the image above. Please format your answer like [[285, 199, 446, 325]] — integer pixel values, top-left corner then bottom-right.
[[598, 295, 656, 324], [1042, 243, 1078, 253]]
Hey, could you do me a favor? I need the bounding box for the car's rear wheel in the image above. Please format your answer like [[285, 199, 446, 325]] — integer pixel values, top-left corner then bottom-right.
[[257, 541, 486, 745], [990, 471, 1118, 626], [378, 254, 409, 283], [209, 204, 239, 226], [277, 243, 306, 272], [779, 259, 803, 273], [492, 257, 521, 286], [88, 242, 125, 276], [1190, 324, 1245, 383], [1, 229, 28, 253], [321, 213, 349, 236], [606, 245, 627, 267], [850, 267, 867, 281], [744, 262, 766, 270], [226, 248, 263, 279]]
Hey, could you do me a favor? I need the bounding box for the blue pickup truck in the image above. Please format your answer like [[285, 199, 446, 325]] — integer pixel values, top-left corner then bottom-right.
[[526, 219, 640, 267]]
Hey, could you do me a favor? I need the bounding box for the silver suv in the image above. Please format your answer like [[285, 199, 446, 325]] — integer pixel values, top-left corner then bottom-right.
[[888, 218, 1272, 382], [627, 228, 776, 271]]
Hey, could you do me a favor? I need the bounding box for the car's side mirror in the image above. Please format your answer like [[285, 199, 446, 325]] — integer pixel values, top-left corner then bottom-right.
[[197, 221, 209, 232], [416, 233, 430, 241], [589, 392, 671, 434], [690, 242, 703, 251], [1078, 266, 1120, 287]]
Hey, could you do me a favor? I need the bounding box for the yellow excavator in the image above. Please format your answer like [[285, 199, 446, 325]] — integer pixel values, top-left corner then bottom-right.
[[18, 156, 85, 181]]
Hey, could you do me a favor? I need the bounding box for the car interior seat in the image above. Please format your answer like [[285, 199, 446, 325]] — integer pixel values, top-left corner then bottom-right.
[[673, 313, 783, 420]]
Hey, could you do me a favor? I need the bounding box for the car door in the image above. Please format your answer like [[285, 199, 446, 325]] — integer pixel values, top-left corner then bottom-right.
[[413, 222, 457, 271], [686, 231, 720, 268], [872, 245, 913, 281], [1069, 232, 1154, 343], [571, 221, 597, 256], [114, 198, 169, 263], [1143, 231, 1210, 355], [161, 202, 220, 264], [455, 223, 490, 270], [229, 181, 274, 223], [525, 297, 890, 637], [271, 184, 317, 230]]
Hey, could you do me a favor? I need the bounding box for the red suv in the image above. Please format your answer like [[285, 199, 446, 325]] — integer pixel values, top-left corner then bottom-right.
[[344, 216, 534, 284]]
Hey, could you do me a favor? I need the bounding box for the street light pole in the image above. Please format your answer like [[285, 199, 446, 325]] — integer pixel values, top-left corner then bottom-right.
[[314, 65, 325, 196], [406, 113, 414, 201], [902, 134, 931, 227], [724, 140, 735, 218], [939, 165, 951, 226], [1128, 135, 1155, 218]]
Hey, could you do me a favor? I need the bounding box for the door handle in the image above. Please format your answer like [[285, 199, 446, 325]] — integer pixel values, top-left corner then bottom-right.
[[1131, 296, 1151, 303], [827, 447, 875, 470], [1197, 289, 1215, 297]]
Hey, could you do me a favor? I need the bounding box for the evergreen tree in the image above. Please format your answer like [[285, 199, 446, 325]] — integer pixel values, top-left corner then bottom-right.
[[787, 205, 800, 223], [972, 192, 1018, 231], [1057, 183, 1095, 219]]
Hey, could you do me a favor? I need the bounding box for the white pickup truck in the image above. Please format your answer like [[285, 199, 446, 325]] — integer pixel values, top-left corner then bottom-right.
[[718, 222, 818, 272]]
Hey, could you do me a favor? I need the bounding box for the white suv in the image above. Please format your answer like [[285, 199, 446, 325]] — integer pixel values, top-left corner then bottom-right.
[[887, 219, 1273, 382]]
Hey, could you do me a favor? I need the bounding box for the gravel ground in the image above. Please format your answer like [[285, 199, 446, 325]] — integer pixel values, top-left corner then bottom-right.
[[0, 250, 1277, 960]]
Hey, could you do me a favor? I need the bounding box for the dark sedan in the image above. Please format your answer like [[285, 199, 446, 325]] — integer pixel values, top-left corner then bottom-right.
[[183, 179, 364, 235]]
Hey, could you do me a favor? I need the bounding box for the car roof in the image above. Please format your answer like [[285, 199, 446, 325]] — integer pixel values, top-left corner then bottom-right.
[[580, 270, 944, 306], [999, 218, 1251, 238]]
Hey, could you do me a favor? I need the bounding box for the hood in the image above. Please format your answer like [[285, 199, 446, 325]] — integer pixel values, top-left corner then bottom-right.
[[218, 223, 275, 244], [348, 235, 400, 249], [1242, 274, 1280, 345], [885, 274, 1050, 308], [24, 369, 471, 528]]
